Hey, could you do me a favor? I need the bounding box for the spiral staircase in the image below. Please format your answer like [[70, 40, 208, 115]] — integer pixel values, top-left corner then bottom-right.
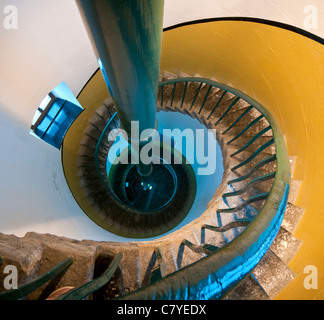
[[0, 69, 304, 300], [78, 96, 197, 239], [2, 0, 317, 301]]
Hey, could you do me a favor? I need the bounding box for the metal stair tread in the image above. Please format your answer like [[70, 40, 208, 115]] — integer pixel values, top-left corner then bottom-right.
[[170, 231, 206, 270], [225, 274, 270, 300], [73, 73, 303, 300], [137, 245, 157, 287], [281, 202, 305, 233], [252, 249, 296, 299], [98, 243, 141, 295], [155, 242, 179, 276], [270, 227, 302, 264]]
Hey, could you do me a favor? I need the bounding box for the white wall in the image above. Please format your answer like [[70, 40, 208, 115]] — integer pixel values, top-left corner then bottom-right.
[[0, 0, 100, 241], [0, 0, 323, 241], [1, 0, 323, 127], [0, 109, 109, 240], [0, 0, 97, 126], [164, 0, 324, 38]]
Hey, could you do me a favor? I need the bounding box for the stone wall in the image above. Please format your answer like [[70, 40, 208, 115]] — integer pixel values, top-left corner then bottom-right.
[[0, 232, 98, 299]]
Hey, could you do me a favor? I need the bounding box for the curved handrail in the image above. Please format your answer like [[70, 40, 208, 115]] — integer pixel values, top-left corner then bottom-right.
[[55, 253, 123, 300], [0, 258, 73, 300], [93, 104, 198, 238], [94, 111, 118, 195], [94, 109, 195, 214], [115, 77, 290, 300]]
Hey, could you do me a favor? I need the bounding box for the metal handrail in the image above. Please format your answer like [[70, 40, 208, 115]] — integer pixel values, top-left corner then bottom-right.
[[115, 77, 290, 300], [94, 111, 119, 196], [55, 253, 123, 300]]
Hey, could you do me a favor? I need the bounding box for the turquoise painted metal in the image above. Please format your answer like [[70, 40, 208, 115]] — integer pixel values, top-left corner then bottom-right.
[[149, 248, 165, 284], [75, 0, 164, 139], [76, 0, 164, 177], [55, 253, 123, 300], [0, 258, 73, 300], [115, 77, 290, 300], [74, 0, 290, 299]]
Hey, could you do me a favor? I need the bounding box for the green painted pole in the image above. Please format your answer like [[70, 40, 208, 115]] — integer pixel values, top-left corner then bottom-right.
[[76, 0, 164, 176]]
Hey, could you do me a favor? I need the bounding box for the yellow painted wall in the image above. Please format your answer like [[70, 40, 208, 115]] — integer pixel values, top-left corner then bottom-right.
[[62, 71, 111, 230], [160, 21, 324, 300], [64, 21, 324, 299]]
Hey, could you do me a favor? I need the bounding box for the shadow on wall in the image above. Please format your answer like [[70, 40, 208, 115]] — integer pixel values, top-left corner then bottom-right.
[[0, 105, 110, 241]]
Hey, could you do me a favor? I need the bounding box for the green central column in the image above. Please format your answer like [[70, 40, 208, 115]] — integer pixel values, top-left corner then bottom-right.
[[76, 0, 164, 176]]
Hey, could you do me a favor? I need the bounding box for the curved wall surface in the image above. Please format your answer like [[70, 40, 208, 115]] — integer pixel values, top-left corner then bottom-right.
[[1, 0, 324, 299], [1, 0, 323, 126], [164, 0, 324, 38], [159, 20, 324, 300]]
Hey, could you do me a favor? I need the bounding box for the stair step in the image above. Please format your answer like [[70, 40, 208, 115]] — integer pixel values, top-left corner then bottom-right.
[[227, 145, 275, 165], [215, 202, 247, 242], [188, 83, 221, 116], [288, 179, 302, 205], [89, 113, 108, 131], [103, 99, 117, 115], [166, 82, 188, 111], [229, 152, 276, 176], [228, 170, 274, 196], [221, 118, 272, 143], [203, 94, 239, 124], [78, 145, 96, 159], [96, 104, 111, 119], [137, 245, 157, 287], [158, 71, 178, 108], [170, 232, 205, 269], [208, 106, 253, 133], [225, 275, 270, 300], [181, 81, 209, 112], [84, 126, 101, 141], [162, 71, 178, 81], [159, 83, 176, 110], [231, 178, 301, 213], [79, 178, 104, 194], [23, 233, 97, 300], [222, 195, 261, 220], [252, 250, 295, 299], [281, 203, 305, 233], [78, 165, 100, 178], [230, 176, 300, 204], [213, 99, 252, 127], [229, 155, 299, 183], [226, 184, 269, 209], [227, 135, 275, 156], [220, 106, 264, 127], [97, 202, 128, 230], [288, 156, 297, 176], [177, 71, 192, 78], [74, 72, 304, 301], [156, 242, 178, 276], [270, 227, 302, 264], [87, 191, 112, 213], [99, 243, 141, 295], [80, 134, 97, 149], [98, 102, 117, 122], [195, 88, 228, 120], [89, 121, 105, 136], [238, 188, 268, 212], [201, 216, 227, 249], [0, 234, 43, 295]]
